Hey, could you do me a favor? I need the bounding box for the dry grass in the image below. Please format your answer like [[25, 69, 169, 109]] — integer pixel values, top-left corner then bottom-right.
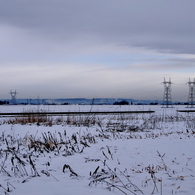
[[0, 111, 195, 194]]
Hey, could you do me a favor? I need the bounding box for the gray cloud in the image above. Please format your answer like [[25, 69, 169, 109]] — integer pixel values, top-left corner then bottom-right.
[[1, 0, 195, 54], [124, 57, 195, 71]]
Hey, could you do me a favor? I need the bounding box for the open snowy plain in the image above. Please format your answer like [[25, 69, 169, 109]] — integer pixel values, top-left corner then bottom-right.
[[0, 105, 195, 195]]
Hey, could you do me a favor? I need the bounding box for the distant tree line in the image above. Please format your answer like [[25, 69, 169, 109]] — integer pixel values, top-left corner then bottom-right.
[[113, 100, 129, 105], [0, 101, 9, 105]]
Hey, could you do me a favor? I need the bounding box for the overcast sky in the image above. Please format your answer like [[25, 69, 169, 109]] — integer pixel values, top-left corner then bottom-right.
[[0, 0, 195, 101]]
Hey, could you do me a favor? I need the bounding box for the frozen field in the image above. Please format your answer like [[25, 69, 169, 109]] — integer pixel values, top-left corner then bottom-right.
[[0, 104, 192, 113], [0, 105, 195, 195]]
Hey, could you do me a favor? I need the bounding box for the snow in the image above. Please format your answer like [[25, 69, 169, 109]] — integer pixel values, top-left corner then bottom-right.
[[0, 105, 195, 194]]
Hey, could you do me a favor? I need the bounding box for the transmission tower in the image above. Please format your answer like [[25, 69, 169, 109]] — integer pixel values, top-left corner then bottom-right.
[[187, 78, 195, 108], [9, 90, 17, 105], [162, 78, 173, 108]]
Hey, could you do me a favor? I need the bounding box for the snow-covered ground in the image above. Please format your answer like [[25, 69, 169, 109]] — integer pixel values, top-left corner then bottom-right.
[[0, 105, 195, 195]]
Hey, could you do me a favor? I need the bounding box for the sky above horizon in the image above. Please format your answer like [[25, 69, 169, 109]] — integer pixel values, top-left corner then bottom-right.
[[0, 0, 195, 101]]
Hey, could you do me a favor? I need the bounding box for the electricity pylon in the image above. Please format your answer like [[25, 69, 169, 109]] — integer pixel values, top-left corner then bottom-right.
[[9, 90, 17, 105], [187, 78, 195, 108], [162, 78, 173, 108]]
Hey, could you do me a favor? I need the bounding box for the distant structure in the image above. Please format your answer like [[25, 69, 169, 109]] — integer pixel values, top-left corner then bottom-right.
[[187, 78, 195, 108], [91, 98, 95, 105], [162, 78, 173, 108], [9, 90, 17, 105]]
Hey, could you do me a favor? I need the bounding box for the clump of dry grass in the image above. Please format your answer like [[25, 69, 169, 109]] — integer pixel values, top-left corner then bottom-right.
[[88, 160, 143, 195], [5, 114, 54, 126], [2, 113, 103, 127], [27, 130, 96, 156], [0, 127, 98, 193], [62, 164, 79, 177], [0, 130, 96, 178]]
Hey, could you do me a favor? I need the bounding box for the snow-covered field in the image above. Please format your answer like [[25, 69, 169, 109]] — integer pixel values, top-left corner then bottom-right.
[[0, 105, 195, 195]]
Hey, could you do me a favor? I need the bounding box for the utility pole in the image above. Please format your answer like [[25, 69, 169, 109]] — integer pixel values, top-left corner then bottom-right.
[[187, 78, 195, 108], [9, 90, 17, 105], [162, 78, 173, 108]]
